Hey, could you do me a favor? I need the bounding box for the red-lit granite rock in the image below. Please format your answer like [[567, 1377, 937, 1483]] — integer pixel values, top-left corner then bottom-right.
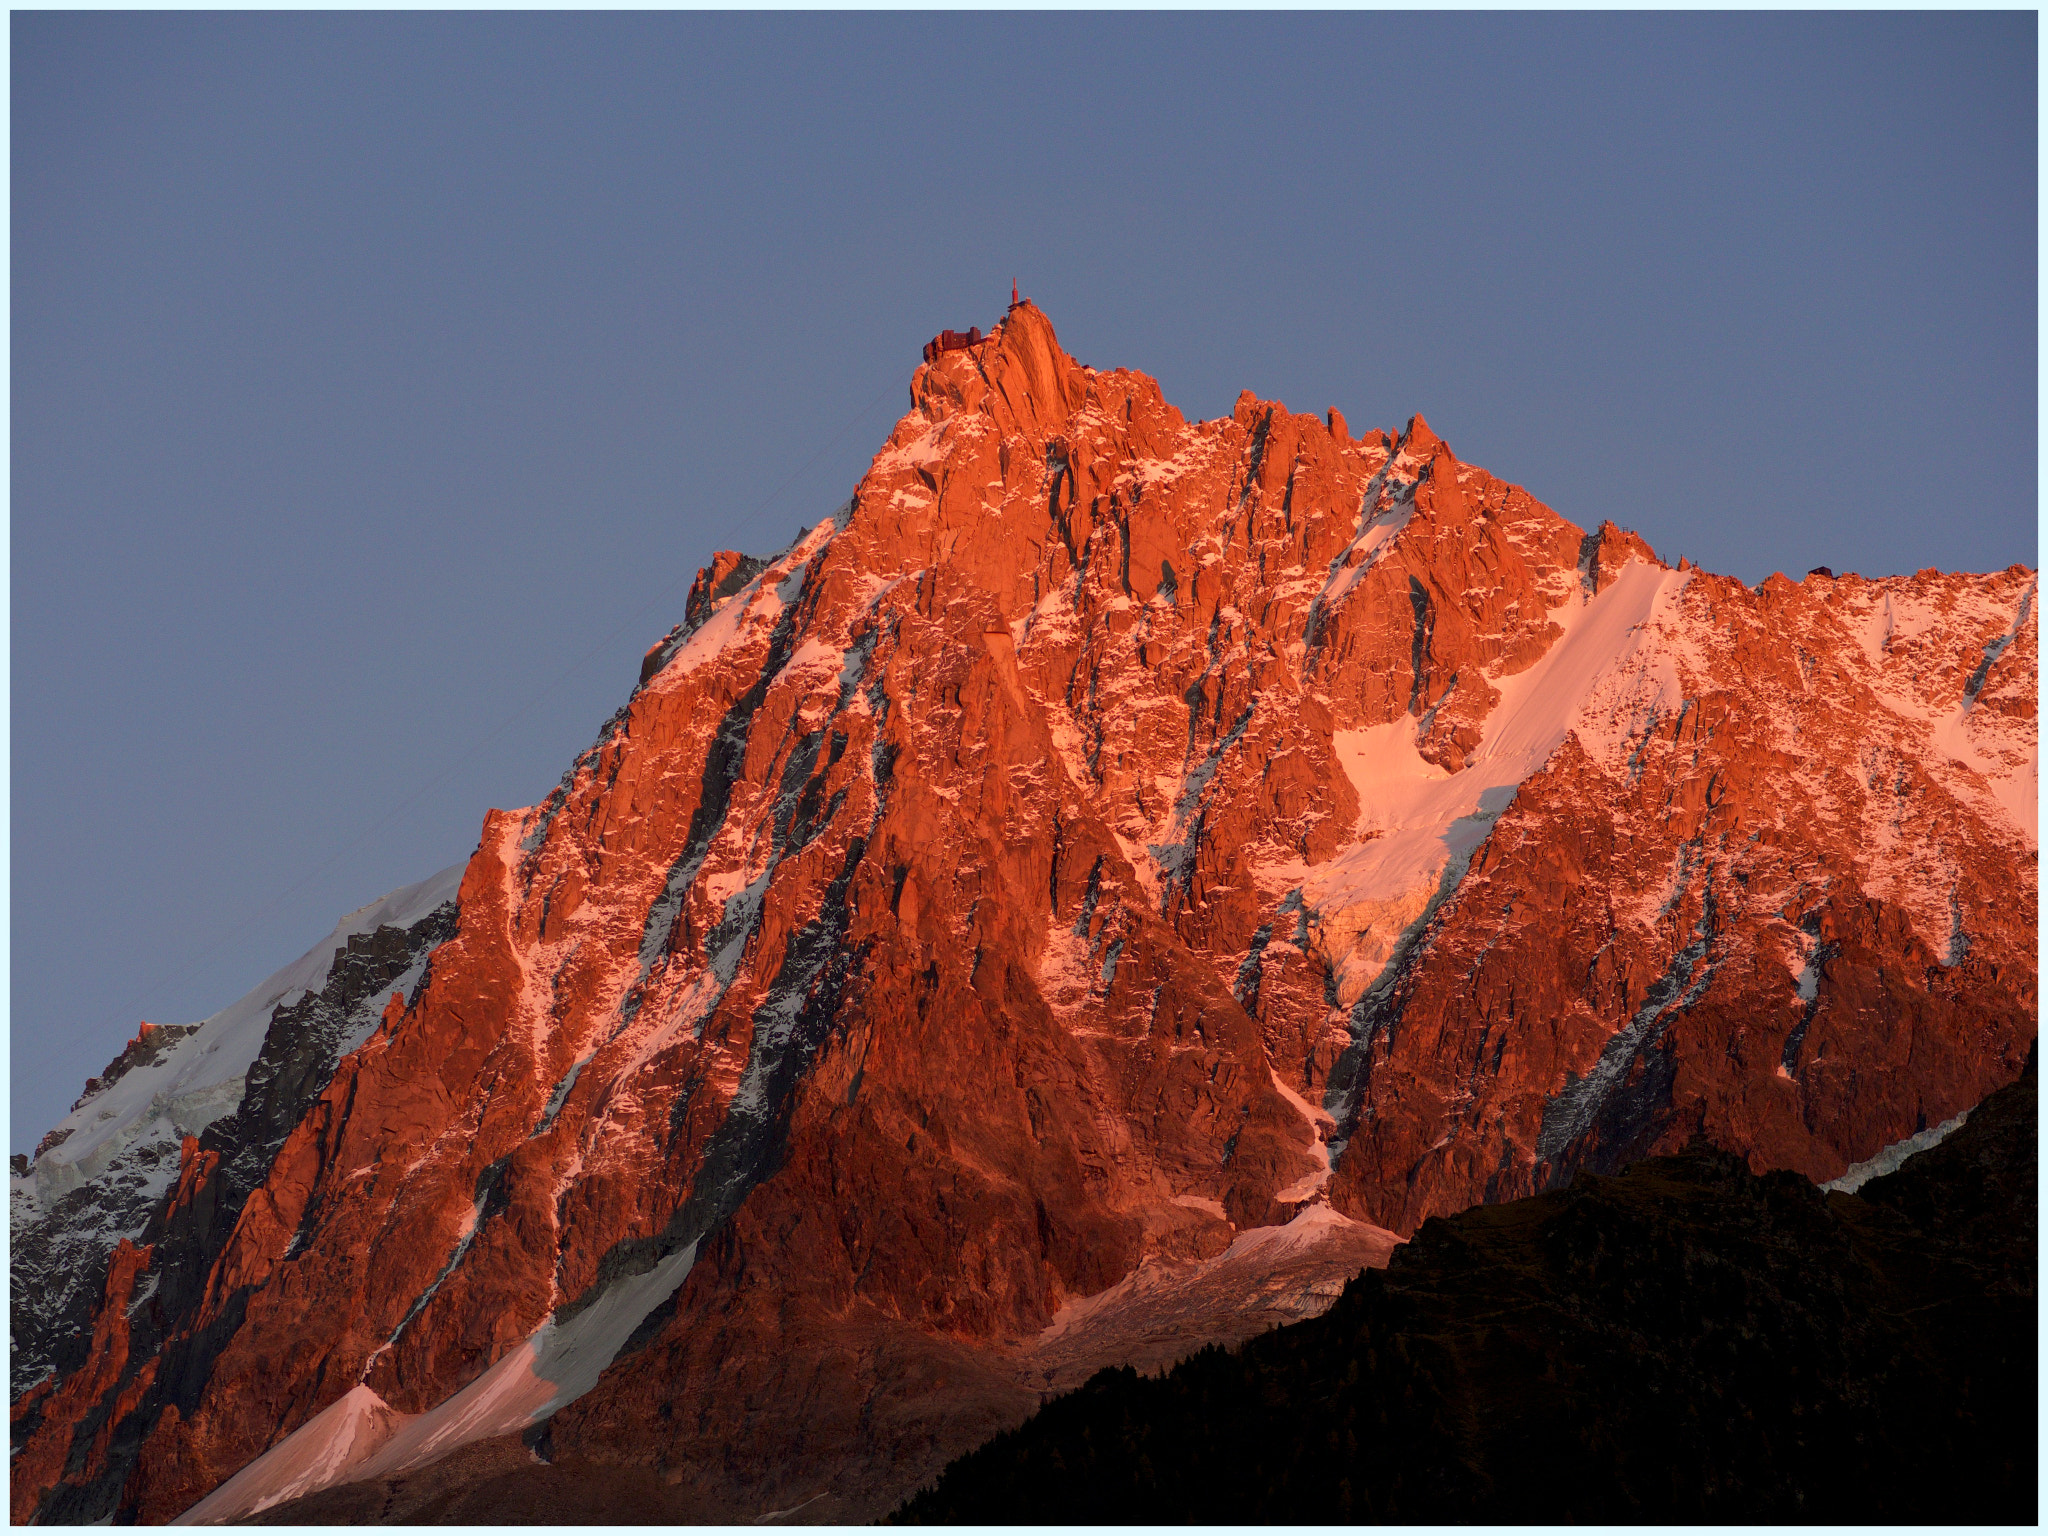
[[13, 304, 2034, 1524]]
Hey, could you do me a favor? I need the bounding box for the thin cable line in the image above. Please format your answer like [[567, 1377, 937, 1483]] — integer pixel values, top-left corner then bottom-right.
[[49, 359, 912, 1090]]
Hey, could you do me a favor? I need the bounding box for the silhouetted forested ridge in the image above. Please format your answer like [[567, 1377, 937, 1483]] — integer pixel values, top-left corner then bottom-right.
[[897, 1056, 2037, 1524]]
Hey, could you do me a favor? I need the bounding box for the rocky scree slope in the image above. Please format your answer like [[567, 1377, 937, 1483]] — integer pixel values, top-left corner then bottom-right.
[[10, 302, 2035, 1524], [897, 1054, 2038, 1524]]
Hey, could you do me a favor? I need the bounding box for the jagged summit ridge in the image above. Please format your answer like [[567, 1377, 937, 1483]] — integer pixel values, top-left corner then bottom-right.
[[12, 305, 2034, 1525]]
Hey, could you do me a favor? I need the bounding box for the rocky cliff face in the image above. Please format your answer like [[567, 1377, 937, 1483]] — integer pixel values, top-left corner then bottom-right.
[[11, 304, 2035, 1524]]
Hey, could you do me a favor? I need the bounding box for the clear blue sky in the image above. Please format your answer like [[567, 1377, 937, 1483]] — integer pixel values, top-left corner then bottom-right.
[[12, 13, 2035, 1148]]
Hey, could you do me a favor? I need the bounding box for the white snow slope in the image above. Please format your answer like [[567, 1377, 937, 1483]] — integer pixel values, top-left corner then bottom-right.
[[175, 1240, 700, 1524], [11, 865, 468, 1400], [1270, 558, 1690, 1007], [18, 864, 464, 1219]]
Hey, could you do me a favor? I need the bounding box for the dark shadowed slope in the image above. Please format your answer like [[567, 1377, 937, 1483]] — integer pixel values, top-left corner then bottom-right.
[[898, 1055, 2037, 1526]]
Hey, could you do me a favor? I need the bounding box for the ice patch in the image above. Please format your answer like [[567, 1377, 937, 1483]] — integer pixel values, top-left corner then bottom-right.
[[1821, 1110, 1971, 1194], [653, 574, 770, 682], [174, 1242, 700, 1524], [1841, 577, 2037, 849], [1925, 582, 2038, 846], [1037, 1203, 1397, 1347], [1266, 1069, 1335, 1204], [643, 518, 841, 691], [1034, 923, 1104, 1015], [754, 1493, 832, 1524], [1316, 480, 1417, 610], [359, 1237, 698, 1479], [174, 1386, 406, 1524], [1275, 560, 1689, 1001], [1793, 953, 1820, 1003]]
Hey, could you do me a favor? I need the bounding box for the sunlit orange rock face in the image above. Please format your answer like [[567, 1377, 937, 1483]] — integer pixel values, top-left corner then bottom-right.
[[15, 305, 2035, 1523]]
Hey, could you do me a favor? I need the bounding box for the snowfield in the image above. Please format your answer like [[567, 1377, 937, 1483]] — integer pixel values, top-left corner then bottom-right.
[[20, 865, 464, 1213], [1268, 559, 1690, 1006], [175, 1240, 701, 1523]]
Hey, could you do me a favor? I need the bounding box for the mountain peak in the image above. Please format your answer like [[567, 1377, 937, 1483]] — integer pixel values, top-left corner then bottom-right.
[[909, 297, 1088, 435], [13, 314, 2036, 1529], [1400, 411, 1442, 455]]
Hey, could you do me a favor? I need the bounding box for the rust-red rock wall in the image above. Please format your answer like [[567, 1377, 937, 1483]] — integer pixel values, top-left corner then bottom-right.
[[15, 303, 2034, 1523]]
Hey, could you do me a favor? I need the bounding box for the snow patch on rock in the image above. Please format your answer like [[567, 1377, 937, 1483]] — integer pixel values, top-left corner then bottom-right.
[[174, 1241, 701, 1524], [1274, 560, 1687, 1003], [1036, 1203, 1398, 1355], [174, 1385, 406, 1525], [23, 864, 465, 1212], [1821, 1110, 1971, 1194], [1266, 1068, 1336, 1204]]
